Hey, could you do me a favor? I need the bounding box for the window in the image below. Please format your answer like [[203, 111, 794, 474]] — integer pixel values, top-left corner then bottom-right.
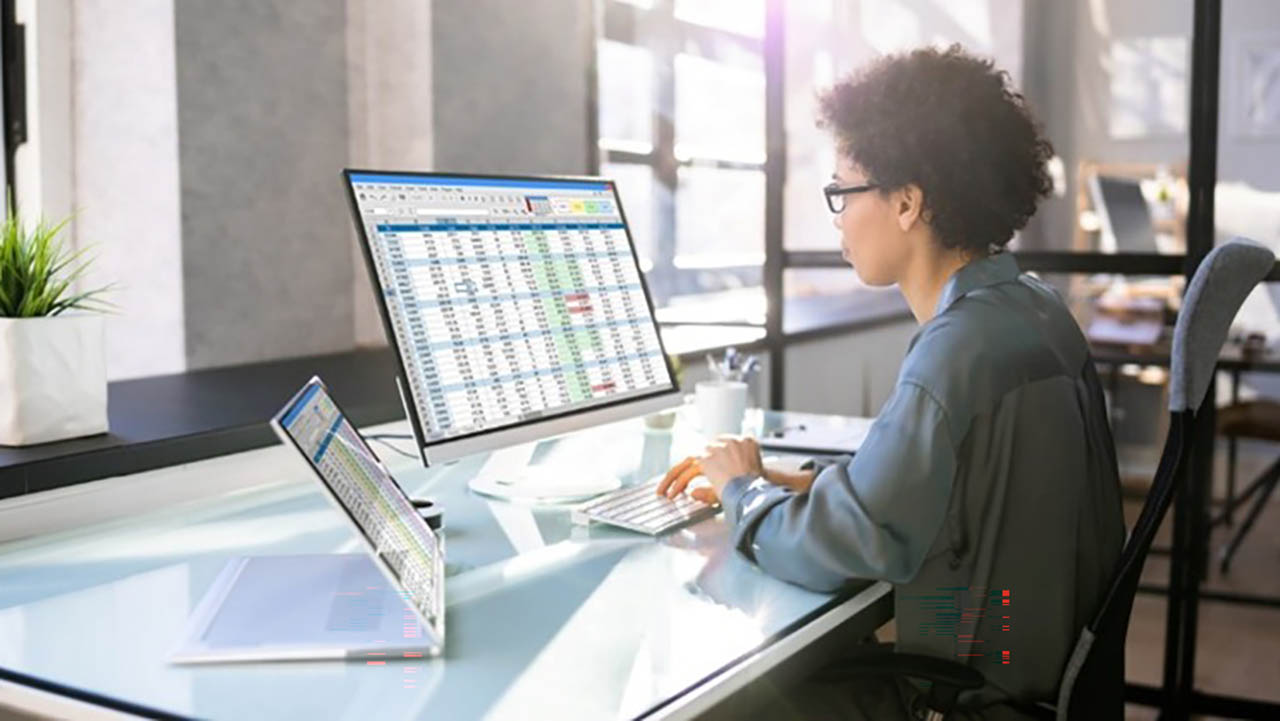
[[596, 0, 767, 326]]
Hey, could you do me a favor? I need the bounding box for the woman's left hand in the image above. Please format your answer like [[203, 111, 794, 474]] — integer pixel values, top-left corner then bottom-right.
[[657, 435, 764, 502]]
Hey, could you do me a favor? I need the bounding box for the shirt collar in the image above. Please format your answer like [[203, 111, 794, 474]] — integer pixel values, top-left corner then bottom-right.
[[933, 252, 1022, 317]]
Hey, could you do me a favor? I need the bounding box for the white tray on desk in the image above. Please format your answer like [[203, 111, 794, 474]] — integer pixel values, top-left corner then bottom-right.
[[757, 414, 872, 456]]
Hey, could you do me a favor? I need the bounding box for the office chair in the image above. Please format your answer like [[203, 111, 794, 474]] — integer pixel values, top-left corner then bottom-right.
[[818, 240, 1276, 720]]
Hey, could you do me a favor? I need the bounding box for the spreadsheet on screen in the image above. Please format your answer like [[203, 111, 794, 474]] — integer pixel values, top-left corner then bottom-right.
[[277, 382, 440, 625], [348, 173, 673, 444]]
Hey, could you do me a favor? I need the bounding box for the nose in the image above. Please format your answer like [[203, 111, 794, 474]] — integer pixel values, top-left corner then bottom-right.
[[832, 211, 843, 231]]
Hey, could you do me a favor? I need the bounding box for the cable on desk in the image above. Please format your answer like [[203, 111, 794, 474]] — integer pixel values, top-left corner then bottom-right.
[[366, 434, 417, 458]]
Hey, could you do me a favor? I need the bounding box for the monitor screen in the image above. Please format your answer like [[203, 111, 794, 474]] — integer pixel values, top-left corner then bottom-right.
[[345, 171, 675, 448], [1094, 175, 1158, 254], [274, 379, 442, 629]]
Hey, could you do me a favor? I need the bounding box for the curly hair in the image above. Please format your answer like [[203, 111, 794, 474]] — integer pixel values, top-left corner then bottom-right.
[[818, 44, 1054, 255]]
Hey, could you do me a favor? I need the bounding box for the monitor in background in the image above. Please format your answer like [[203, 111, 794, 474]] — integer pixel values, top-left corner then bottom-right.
[[1089, 174, 1159, 254], [343, 170, 680, 501]]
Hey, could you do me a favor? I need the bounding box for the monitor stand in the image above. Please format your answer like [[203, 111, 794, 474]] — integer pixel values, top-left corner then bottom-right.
[[467, 441, 621, 503]]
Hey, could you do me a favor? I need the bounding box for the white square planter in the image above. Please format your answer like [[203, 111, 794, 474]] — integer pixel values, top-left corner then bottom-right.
[[0, 315, 108, 446]]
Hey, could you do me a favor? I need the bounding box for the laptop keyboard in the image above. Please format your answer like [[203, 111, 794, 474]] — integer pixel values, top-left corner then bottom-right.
[[573, 478, 720, 535]]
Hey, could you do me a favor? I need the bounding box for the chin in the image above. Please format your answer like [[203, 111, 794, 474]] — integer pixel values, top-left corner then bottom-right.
[[853, 265, 893, 287]]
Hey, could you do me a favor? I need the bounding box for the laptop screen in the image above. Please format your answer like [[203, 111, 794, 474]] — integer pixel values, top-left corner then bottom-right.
[[274, 379, 442, 629]]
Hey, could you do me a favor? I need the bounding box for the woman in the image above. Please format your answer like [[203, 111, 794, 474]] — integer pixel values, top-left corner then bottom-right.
[[658, 45, 1125, 719]]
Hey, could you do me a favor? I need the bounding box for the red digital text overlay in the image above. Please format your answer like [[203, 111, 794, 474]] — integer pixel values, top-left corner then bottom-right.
[[900, 586, 1012, 664]]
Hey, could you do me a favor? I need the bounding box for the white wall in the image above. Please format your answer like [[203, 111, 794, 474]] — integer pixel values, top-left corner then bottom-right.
[[14, 0, 439, 380], [430, 0, 593, 176], [346, 0, 433, 348], [173, 0, 353, 371], [13, 0, 187, 381], [12, 0, 72, 226], [73, 0, 186, 381]]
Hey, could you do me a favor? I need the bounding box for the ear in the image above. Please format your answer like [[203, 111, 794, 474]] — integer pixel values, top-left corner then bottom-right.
[[895, 183, 925, 232]]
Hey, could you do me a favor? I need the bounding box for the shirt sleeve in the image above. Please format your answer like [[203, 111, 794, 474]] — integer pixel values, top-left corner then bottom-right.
[[720, 380, 958, 592]]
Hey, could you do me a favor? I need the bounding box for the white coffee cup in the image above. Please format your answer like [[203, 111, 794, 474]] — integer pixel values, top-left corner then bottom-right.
[[695, 381, 749, 437]]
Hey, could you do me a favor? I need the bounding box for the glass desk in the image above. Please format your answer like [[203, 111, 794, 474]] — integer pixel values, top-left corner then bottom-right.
[[0, 408, 891, 720]]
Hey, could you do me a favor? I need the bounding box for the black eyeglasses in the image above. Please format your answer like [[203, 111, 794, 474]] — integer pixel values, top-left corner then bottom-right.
[[824, 182, 879, 213]]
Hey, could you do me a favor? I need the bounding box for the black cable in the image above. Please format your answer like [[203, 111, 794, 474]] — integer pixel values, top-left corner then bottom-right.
[[366, 435, 417, 458]]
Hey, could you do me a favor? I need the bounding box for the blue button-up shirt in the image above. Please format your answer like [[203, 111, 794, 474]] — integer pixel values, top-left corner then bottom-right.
[[722, 253, 1125, 707]]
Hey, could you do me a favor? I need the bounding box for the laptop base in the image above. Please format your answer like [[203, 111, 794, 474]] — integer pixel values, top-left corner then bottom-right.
[[171, 553, 436, 664]]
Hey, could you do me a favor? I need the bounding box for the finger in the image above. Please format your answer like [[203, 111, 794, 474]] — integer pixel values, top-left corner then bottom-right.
[[660, 461, 701, 499], [657, 457, 695, 496], [691, 486, 718, 504], [665, 462, 703, 498], [658, 457, 693, 496], [666, 462, 702, 497]]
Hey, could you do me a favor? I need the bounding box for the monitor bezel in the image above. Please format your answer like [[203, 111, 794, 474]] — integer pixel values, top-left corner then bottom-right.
[[269, 375, 444, 650], [342, 168, 682, 465]]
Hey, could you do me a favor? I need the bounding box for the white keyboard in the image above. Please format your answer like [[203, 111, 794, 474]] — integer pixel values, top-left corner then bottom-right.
[[573, 478, 720, 535]]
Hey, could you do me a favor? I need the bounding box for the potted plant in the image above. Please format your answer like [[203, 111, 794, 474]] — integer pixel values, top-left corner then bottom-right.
[[0, 207, 111, 446]]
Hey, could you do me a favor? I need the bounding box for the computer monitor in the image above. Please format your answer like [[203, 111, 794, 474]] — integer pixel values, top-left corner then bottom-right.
[[343, 170, 680, 499], [1088, 175, 1159, 254]]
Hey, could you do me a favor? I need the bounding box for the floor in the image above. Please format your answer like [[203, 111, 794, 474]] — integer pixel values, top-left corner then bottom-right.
[[1118, 437, 1280, 719]]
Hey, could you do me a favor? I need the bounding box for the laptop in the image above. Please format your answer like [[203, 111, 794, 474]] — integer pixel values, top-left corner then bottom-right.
[[171, 377, 444, 663]]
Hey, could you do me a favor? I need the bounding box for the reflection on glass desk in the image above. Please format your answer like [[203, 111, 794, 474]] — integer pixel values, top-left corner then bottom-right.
[[0, 408, 890, 721]]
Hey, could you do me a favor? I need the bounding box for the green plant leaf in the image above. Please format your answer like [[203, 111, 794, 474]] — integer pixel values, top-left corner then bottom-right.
[[0, 206, 110, 318]]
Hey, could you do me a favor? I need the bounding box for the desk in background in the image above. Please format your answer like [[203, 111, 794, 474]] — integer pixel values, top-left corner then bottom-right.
[[0, 408, 890, 721]]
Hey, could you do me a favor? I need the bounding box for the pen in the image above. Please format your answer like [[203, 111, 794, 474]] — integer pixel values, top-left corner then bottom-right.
[[765, 423, 807, 438]]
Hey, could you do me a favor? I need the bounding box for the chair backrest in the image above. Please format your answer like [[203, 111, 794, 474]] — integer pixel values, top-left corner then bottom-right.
[[1054, 240, 1276, 720]]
